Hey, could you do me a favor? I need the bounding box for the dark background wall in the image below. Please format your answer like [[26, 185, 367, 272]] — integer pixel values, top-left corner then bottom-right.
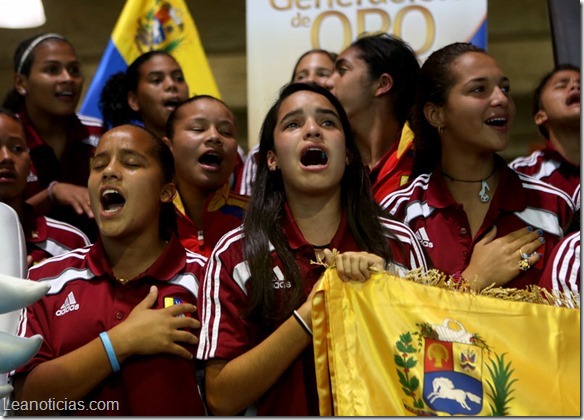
[[0, 0, 570, 159]]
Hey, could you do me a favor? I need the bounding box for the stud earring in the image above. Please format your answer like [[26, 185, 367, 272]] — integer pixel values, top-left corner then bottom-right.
[[18, 89, 26, 95]]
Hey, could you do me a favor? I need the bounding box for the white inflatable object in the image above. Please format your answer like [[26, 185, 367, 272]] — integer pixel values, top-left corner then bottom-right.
[[0, 332, 44, 373], [0, 203, 26, 277], [0, 273, 50, 314], [0, 203, 28, 336], [0, 203, 49, 405]]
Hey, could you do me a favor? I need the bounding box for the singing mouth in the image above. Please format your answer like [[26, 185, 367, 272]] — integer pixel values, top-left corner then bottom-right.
[[101, 188, 126, 213], [199, 151, 223, 168], [300, 147, 328, 167]]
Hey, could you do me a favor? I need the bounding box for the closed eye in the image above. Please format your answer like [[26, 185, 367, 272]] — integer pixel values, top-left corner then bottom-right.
[[123, 160, 142, 168]]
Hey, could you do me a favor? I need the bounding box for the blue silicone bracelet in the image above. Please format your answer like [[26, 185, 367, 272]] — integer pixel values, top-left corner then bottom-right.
[[99, 331, 120, 373]]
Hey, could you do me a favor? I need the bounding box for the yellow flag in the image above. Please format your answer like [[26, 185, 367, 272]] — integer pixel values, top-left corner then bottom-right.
[[81, 0, 220, 119], [312, 268, 580, 416]]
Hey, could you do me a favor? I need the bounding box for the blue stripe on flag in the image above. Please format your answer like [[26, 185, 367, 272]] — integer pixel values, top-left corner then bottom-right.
[[469, 20, 487, 50], [80, 40, 128, 120]]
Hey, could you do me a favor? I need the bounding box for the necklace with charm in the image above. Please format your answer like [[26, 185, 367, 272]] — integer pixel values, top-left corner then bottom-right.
[[442, 166, 496, 203]]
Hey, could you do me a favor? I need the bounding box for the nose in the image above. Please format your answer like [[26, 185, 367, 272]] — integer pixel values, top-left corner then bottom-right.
[[164, 75, 178, 92], [324, 73, 336, 91], [0, 146, 12, 162], [491, 86, 510, 106], [58, 67, 74, 83], [305, 74, 317, 84], [204, 126, 222, 144], [102, 159, 120, 180], [303, 118, 322, 140]]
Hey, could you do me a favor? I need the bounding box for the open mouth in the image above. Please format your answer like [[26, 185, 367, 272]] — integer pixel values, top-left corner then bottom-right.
[[484, 117, 507, 127], [566, 92, 580, 106], [163, 99, 181, 110], [56, 91, 75, 98], [0, 169, 16, 180], [101, 189, 126, 213], [199, 151, 223, 168], [300, 147, 328, 167]]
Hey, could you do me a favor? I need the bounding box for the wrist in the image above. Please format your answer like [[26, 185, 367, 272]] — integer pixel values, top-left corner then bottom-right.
[[105, 326, 131, 362], [292, 310, 313, 337], [99, 331, 120, 372], [295, 304, 311, 325], [459, 269, 483, 291], [47, 181, 59, 204]]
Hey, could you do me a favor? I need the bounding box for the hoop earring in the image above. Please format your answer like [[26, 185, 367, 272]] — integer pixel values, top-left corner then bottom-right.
[[438, 126, 444, 135]]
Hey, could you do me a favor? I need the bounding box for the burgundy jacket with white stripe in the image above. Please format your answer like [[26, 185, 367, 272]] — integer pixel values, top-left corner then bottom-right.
[[197, 204, 428, 415], [15, 235, 207, 415], [379, 157, 574, 289]]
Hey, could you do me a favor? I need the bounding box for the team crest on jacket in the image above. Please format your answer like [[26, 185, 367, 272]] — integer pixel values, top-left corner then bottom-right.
[[395, 319, 516, 416]]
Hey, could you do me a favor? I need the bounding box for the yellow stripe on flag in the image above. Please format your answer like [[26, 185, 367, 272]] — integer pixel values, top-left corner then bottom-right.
[[312, 268, 580, 416]]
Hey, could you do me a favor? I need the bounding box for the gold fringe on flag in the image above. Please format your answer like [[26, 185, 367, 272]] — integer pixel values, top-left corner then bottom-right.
[[312, 249, 580, 309]]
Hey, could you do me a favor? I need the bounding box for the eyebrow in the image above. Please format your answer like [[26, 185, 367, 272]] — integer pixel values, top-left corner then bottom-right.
[[40, 59, 79, 65], [335, 58, 349, 68], [316, 107, 340, 118], [280, 107, 339, 122], [553, 75, 580, 83], [94, 148, 148, 160], [465, 75, 510, 85], [0, 136, 26, 144]]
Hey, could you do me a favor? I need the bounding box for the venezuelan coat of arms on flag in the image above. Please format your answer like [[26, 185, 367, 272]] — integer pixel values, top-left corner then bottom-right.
[[396, 319, 512, 416]]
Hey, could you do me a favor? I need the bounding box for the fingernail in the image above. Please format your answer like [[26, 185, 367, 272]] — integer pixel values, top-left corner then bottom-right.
[[538, 253, 543, 258], [539, 237, 545, 243], [537, 229, 543, 236], [527, 226, 534, 232]]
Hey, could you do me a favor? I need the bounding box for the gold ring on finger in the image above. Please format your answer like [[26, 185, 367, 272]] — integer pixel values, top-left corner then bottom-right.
[[518, 259, 531, 272]]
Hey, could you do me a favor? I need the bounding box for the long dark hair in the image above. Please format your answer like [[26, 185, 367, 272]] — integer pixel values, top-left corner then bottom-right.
[[349, 32, 420, 126], [3, 33, 73, 112], [99, 51, 179, 130], [243, 82, 392, 326], [411, 42, 487, 177]]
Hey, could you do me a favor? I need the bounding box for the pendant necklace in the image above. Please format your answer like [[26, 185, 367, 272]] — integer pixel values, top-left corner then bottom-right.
[[442, 166, 496, 203]]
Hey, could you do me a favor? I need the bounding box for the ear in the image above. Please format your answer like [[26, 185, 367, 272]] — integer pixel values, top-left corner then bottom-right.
[[374, 73, 394, 97], [160, 183, 177, 204], [162, 136, 173, 152], [423, 102, 444, 130], [534, 109, 548, 127], [127, 91, 140, 112], [266, 150, 279, 171], [14, 74, 27, 96]]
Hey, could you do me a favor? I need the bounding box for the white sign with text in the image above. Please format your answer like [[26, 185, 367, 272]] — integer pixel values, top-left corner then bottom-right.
[[246, 0, 487, 147]]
